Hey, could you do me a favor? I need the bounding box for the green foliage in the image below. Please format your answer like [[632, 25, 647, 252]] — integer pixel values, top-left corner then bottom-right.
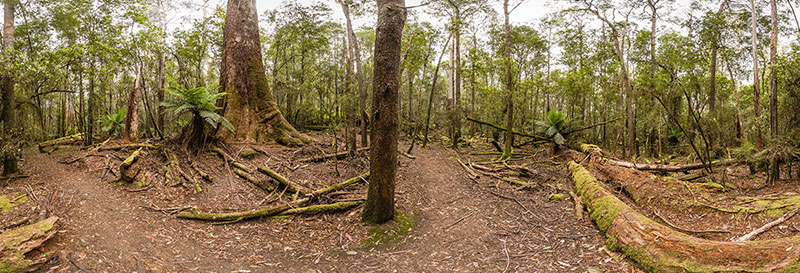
[[101, 107, 125, 136], [666, 127, 684, 143], [160, 77, 234, 133], [536, 110, 568, 145]]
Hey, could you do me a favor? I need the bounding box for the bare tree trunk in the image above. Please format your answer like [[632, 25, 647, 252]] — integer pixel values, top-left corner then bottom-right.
[[751, 0, 764, 151], [1, 0, 17, 175], [500, 0, 514, 159], [769, 0, 779, 181], [218, 0, 308, 145], [452, 16, 462, 147], [422, 34, 452, 148], [363, 0, 405, 224], [87, 62, 95, 146], [338, 0, 369, 147], [124, 65, 141, 142]]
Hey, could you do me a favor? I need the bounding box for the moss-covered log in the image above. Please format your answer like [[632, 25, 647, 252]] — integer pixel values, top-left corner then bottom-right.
[[277, 200, 363, 216], [580, 144, 739, 172], [297, 147, 370, 163], [114, 148, 143, 183], [37, 133, 83, 153], [256, 166, 310, 194], [177, 172, 369, 222], [0, 216, 58, 273], [569, 161, 800, 272]]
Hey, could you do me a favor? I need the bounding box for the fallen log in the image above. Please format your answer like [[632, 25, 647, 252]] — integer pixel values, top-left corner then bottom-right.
[[466, 117, 548, 141], [37, 133, 83, 153], [580, 144, 740, 172], [0, 216, 59, 272], [569, 161, 800, 272], [113, 148, 143, 183], [276, 200, 363, 216], [257, 165, 310, 194], [177, 172, 369, 222], [97, 143, 157, 151], [296, 147, 370, 163], [500, 177, 539, 191]]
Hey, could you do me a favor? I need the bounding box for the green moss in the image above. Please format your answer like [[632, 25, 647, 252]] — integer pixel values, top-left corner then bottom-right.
[[240, 148, 258, 159], [360, 210, 416, 249], [0, 194, 26, 213], [548, 193, 566, 202]]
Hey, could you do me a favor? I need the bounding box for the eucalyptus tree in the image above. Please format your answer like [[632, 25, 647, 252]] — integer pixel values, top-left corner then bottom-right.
[[750, 0, 764, 151], [336, 0, 369, 148], [2, 0, 18, 175]]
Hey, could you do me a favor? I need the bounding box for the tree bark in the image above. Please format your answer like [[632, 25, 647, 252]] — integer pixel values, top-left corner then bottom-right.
[[363, 0, 405, 224], [124, 65, 141, 142], [751, 0, 764, 151], [769, 0, 779, 182], [218, 0, 309, 145], [422, 34, 452, 148], [501, 0, 514, 159], [2, 0, 17, 175]]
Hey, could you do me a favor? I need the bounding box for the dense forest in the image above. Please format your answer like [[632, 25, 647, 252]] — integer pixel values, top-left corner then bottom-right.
[[0, 0, 799, 271]]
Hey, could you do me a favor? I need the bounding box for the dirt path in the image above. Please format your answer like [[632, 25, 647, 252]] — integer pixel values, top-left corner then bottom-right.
[[3, 145, 633, 272]]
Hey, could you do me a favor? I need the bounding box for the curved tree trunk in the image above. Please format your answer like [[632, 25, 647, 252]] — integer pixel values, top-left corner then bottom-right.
[[218, 0, 308, 146], [363, 0, 405, 224]]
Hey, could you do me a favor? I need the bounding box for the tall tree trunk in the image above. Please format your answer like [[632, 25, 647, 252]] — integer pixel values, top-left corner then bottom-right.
[[344, 34, 357, 154], [501, 0, 514, 159], [338, 0, 368, 147], [363, 0, 405, 224], [87, 62, 95, 146], [124, 65, 141, 142], [1, 0, 17, 175], [218, 0, 308, 145], [769, 0, 779, 181], [422, 34, 452, 148], [452, 16, 462, 147], [157, 0, 167, 134], [751, 0, 763, 151]]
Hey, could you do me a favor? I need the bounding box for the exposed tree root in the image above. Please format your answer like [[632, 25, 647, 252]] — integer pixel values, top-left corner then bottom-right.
[[177, 172, 369, 222], [569, 161, 800, 272], [0, 216, 59, 272], [736, 209, 799, 242], [296, 147, 369, 163]]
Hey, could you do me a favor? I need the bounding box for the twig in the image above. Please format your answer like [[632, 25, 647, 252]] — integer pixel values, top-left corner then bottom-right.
[[502, 239, 510, 273], [456, 158, 479, 180], [67, 253, 94, 273], [735, 208, 799, 241], [444, 211, 477, 231]]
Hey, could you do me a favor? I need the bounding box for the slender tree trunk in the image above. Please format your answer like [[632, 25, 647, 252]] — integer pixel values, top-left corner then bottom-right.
[[87, 62, 95, 146], [1, 0, 17, 175], [344, 33, 357, 154], [501, 0, 514, 159], [452, 17, 462, 147], [422, 34, 452, 148], [363, 0, 405, 224], [218, 0, 308, 145], [751, 0, 763, 151], [124, 65, 141, 142], [338, 0, 368, 147], [769, 0, 779, 181]]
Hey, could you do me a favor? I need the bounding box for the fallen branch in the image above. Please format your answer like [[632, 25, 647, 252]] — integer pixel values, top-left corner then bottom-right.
[[177, 172, 369, 222], [38, 133, 83, 153], [456, 159, 479, 180], [296, 147, 369, 163], [563, 117, 621, 135], [257, 165, 311, 195], [580, 144, 739, 172], [735, 208, 799, 242], [0, 174, 30, 180], [466, 117, 548, 141], [500, 177, 539, 191], [277, 200, 363, 216]]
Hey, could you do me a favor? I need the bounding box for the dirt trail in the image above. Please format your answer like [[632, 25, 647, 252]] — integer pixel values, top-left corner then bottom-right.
[[4, 145, 632, 272]]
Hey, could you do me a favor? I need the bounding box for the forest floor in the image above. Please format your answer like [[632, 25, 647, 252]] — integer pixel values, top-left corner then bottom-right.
[[0, 133, 644, 273]]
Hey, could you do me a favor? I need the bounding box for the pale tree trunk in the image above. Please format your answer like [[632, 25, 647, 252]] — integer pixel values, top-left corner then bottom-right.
[[344, 33, 357, 154], [338, 0, 369, 147], [157, 2, 166, 135], [219, 0, 308, 145], [769, 0, 779, 182], [501, 0, 514, 159], [751, 0, 763, 151], [363, 0, 405, 224], [124, 65, 141, 142], [1, 0, 17, 175], [422, 34, 452, 148], [452, 15, 462, 147]]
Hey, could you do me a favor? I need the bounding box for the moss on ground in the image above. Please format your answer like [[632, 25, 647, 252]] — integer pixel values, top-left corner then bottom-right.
[[0, 194, 27, 213], [360, 210, 416, 249]]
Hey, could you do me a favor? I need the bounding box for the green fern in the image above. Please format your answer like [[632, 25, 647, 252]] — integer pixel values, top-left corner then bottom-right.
[[160, 77, 234, 133], [101, 107, 125, 136], [535, 110, 568, 145]]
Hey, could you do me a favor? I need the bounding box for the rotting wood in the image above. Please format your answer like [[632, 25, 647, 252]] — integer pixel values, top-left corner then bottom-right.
[[568, 190, 583, 218], [500, 177, 538, 191], [37, 133, 83, 153], [113, 148, 143, 183], [569, 161, 800, 272], [257, 165, 310, 194], [0, 216, 59, 272], [276, 200, 363, 216], [580, 144, 739, 172], [651, 209, 731, 235], [177, 172, 369, 222], [296, 147, 369, 163], [736, 208, 800, 242]]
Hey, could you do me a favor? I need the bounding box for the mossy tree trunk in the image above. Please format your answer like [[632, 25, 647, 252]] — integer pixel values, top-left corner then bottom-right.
[[218, 0, 309, 146], [363, 0, 405, 224]]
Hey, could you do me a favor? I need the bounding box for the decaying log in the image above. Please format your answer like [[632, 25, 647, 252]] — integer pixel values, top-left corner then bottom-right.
[[276, 200, 363, 216], [114, 148, 143, 183], [466, 117, 548, 141], [580, 144, 739, 172], [296, 147, 370, 163], [736, 208, 800, 242], [569, 161, 800, 272], [0, 216, 59, 272], [568, 190, 583, 218], [37, 133, 83, 153], [177, 172, 369, 222], [97, 143, 157, 152], [257, 165, 310, 194]]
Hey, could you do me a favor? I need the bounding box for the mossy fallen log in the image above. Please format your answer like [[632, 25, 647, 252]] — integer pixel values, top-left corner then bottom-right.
[[37, 133, 83, 153], [296, 147, 370, 163], [257, 166, 310, 194], [113, 148, 144, 183], [0, 216, 58, 273], [580, 144, 739, 172], [177, 172, 369, 222], [276, 200, 363, 216], [569, 161, 800, 272]]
